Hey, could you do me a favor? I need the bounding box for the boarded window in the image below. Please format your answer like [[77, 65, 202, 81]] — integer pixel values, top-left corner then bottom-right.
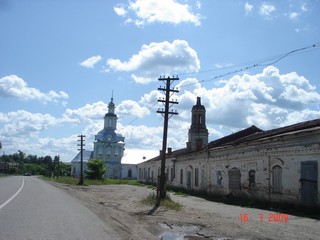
[[228, 168, 241, 191], [180, 169, 183, 184], [272, 166, 282, 193], [249, 170, 255, 190], [195, 168, 199, 186]]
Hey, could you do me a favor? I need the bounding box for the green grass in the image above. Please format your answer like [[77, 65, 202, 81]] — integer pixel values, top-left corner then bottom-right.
[[41, 176, 143, 186], [141, 192, 182, 211]]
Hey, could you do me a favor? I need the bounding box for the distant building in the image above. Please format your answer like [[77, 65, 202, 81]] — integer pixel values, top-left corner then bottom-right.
[[71, 97, 136, 179], [93, 97, 125, 178], [138, 97, 320, 207], [121, 164, 137, 179], [70, 150, 92, 177]]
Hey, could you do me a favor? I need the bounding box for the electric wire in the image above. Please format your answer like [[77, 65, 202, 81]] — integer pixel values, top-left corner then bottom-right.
[[178, 42, 320, 89], [120, 42, 320, 128]]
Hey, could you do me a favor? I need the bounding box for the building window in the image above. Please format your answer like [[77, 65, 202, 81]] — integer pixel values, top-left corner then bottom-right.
[[228, 167, 241, 191], [170, 167, 174, 181], [217, 171, 222, 186], [272, 166, 282, 193], [195, 168, 199, 187], [97, 146, 103, 158], [114, 147, 119, 157], [128, 169, 132, 178], [201, 169, 205, 187], [106, 147, 111, 157], [180, 169, 183, 184], [249, 170, 255, 190]]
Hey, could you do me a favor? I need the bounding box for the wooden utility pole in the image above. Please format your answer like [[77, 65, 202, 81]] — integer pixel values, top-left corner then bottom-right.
[[77, 135, 86, 185], [156, 76, 179, 202]]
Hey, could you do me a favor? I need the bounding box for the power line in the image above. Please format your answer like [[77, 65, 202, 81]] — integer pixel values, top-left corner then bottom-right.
[[178, 42, 320, 89], [120, 42, 320, 127], [125, 101, 159, 126]]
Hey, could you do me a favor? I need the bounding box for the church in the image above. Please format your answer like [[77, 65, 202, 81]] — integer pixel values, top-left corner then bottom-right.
[[71, 97, 136, 179], [137, 97, 320, 207]]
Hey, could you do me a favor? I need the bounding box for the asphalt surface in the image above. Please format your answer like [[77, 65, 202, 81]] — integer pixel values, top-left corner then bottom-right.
[[0, 176, 120, 240]]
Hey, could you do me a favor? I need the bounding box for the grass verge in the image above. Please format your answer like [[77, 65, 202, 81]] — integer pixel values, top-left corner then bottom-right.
[[41, 176, 143, 186], [141, 192, 182, 211]]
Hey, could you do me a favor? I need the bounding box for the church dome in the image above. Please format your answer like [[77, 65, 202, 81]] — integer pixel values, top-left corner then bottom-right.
[[95, 129, 124, 143]]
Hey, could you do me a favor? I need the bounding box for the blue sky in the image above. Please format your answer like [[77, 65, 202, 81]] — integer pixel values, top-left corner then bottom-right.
[[1, 0, 320, 163]]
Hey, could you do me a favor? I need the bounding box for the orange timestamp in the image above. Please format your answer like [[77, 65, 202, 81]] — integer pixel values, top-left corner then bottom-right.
[[239, 213, 289, 222]]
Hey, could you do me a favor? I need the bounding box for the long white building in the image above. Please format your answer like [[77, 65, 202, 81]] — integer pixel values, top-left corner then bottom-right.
[[138, 97, 320, 207]]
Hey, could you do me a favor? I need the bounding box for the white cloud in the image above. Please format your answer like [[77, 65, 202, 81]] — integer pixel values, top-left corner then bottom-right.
[[0, 110, 58, 138], [80, 55, 102, 68], [288, 11, 298, 20], [245, 2, 254, 15], [107, 40, 200, 84], [117, 100, 150, 118], [174, 66, 320, 130], [0, 75, 68, 104], [114, 5, 127, 16], [259, 3, 276, 18], [2, 66, 320, 163], [301, 3, 307, 12], [115, 0, 201, 27], [63, 101, 108, 125]]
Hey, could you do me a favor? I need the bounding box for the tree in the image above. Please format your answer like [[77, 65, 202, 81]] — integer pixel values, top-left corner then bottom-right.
[[85, 159, 106, 180], [54, 162, 71, 177]]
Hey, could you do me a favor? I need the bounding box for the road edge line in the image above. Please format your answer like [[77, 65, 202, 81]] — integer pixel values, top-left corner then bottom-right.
[[0, 177, 25, 210]]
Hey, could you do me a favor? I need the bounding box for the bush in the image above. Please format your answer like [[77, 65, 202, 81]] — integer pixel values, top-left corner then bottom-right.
[[84, 159, 106, 179]]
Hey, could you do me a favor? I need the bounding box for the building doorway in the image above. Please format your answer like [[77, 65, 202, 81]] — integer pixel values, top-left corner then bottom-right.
[[228, 167, 241, 191], [301, 161, 318, 207]]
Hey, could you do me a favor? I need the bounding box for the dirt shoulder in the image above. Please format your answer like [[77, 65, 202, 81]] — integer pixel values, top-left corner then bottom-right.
[[50, 182, 320, 240]]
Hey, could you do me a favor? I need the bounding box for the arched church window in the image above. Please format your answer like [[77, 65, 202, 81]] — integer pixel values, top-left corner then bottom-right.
[[106, 147, 111, 157], [98, 147, 103, 159], [199, 114, 202, 124], [114, 147, 119, 157]]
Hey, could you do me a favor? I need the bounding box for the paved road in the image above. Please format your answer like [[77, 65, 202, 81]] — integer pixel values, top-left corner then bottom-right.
[[0, 176, 120, 240]]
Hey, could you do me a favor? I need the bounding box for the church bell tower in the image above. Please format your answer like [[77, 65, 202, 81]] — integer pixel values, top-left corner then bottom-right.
[[187, 97, 208, 150]]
